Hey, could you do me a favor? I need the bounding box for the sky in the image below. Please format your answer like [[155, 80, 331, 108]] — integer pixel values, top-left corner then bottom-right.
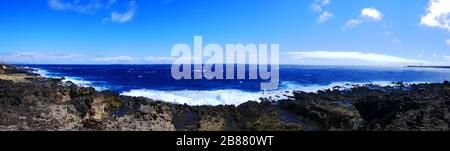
[[0, 0, 449, 66]]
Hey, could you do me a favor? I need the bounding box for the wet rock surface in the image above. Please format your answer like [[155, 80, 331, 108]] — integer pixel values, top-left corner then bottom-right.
[[0, 64, 449, 131]]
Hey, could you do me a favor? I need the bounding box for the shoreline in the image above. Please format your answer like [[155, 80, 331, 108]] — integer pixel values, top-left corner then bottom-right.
[[29, 66, 433, 106], [1, 64, 450, 131]]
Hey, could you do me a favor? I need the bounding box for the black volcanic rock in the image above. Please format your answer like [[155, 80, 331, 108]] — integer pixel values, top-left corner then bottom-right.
[[279, 91, 363, 131], [171, 101, 304, 131], [276, 82, 450, 131], [0, 64, 449, 131], [354, 83, 450, 130], [0, 64, 175, 131]]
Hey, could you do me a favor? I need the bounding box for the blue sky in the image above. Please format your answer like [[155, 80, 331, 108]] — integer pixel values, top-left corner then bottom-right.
[[0, 0, 449, 65]]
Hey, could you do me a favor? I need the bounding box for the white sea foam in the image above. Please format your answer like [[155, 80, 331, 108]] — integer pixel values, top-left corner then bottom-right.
[[32, 68, 54, 78], [32, 68, 107, 91], [62, 77, 109, 91], [62, 77, 91, 86], [280, 81, 395, 92], [120, 81, 416, 106], [121, 89, 264, 106]]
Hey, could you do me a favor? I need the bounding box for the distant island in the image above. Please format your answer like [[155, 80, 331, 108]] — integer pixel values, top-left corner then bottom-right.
[[407, 66, 450, 69]]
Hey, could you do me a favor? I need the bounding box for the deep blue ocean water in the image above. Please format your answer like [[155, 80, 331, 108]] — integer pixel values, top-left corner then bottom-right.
[[19, 64, 450, 105]]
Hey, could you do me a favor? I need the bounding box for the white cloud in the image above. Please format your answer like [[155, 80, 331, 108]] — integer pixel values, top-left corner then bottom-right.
[[11, 52, 84, 59], [361, 7, 383, 21], [48, 0, 70, 10], [311, 4, 322, 12], [11, 52, 39, 58], [420, 0, 450, 31], [49, 0, 136, 23], [144, 56, 176, 62], [0, 52, 181, 64], [443, 55, 450, 60], [94, 56, 136, 62], [0, 52, 88, 64], [107, 1, 136, 23], [285, 51, 430, 65], [311, 0, 331, 12], [322, 0, 331, 5], [106, 0, 117, 8], [446, 39, 450, 46], [343, 19, 363, 30], [392, 39, 403, 47], [48, 0, 103, 13], [312, 0, 333, 24], [343, 7, 383, 30], [318, 12, 334, 23]]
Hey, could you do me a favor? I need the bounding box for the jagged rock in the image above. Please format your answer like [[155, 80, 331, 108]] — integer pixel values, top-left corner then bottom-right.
[[0, 64, 176, 131], [43, 104, 83, 130], [1, 64, 450, 131], [354, 83, 450, 131], [279, 93, 363, 131], [172, 101, 304, 131], [198, 116, 226, 131], [106, 105, 175, 131]]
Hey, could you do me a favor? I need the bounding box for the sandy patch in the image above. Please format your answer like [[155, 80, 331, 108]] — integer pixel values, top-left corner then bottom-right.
[[0, 74, 33, 83]]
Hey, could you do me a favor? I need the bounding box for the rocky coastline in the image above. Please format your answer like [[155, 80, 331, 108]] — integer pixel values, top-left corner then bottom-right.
[[0, 64, 449, 131]]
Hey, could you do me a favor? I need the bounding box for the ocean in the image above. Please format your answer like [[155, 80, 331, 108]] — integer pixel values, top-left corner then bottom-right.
[[20, 64, 450, 105]]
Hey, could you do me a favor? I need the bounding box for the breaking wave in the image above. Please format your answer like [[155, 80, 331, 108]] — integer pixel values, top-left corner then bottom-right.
[[120, 81, 411, 106]]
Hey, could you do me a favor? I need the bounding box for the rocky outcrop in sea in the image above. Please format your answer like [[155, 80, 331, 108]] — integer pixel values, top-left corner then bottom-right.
[[0, 64, 449, 131]]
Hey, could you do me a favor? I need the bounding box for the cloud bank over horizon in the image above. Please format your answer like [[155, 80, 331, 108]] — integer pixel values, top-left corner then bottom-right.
[[285, 51, 431, 66], [0, 52, 177, 64], [0, 50, 442, 66]]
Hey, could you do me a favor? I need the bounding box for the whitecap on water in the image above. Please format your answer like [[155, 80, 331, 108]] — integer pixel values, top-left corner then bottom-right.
[[120, 89, 264, 106], [32, 68, 108, 91], [120, 81, 432, 106]]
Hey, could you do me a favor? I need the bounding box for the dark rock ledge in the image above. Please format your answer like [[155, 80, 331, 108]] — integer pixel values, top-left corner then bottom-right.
[[0, 64, 449, 131]]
